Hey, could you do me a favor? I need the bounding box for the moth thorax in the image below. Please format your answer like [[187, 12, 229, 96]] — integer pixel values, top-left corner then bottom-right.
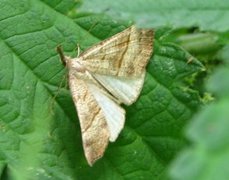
[[71, 59, 86, 73]]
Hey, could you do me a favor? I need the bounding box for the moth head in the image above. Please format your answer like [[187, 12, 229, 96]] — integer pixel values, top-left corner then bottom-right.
[[56, 45, 86, 73]]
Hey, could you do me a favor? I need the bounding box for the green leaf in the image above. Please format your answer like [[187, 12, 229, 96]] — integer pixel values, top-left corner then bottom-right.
[[79, 0, 229, 32], [169, 61, 229, 179], [41, 0, 78, 14], [0, 1, 203, 179], [206, 66, 229, 97]]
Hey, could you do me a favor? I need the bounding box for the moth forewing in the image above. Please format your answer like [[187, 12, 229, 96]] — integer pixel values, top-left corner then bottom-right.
[[57, 25, 153, 166], [78, 26, 153, 77], [69, 74, 110, 166], [69, 72, 125, 165]]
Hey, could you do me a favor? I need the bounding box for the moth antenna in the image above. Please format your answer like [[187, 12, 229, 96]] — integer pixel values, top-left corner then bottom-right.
[[56, 45, 66, 66]]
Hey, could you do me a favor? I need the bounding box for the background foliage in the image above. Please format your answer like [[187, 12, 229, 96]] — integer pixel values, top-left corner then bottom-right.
[[0, 0, 228, 179]]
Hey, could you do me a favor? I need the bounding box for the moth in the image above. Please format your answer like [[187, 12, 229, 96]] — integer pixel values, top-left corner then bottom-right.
[[57, 26, 153, 166]]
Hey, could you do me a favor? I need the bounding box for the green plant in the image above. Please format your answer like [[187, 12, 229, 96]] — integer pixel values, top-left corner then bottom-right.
[[0, 0, 228, 179]]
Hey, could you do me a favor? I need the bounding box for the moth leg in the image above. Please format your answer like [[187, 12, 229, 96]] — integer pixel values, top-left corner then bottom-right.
[[76, 43, 81, 57], [48, 72, 68, 115]]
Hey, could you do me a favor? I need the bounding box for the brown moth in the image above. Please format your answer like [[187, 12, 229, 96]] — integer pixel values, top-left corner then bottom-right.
[[57, 26, 154, 166]]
